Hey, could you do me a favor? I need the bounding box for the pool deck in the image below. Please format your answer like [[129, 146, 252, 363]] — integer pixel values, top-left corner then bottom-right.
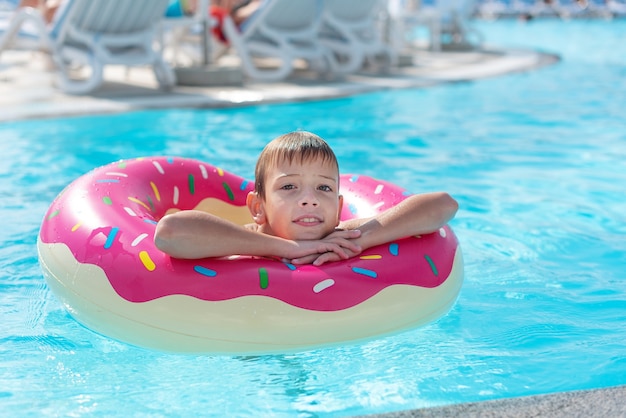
[[1, 44, 557, 122], [366, 385, 626, 418], [2, 43, 625, 417]]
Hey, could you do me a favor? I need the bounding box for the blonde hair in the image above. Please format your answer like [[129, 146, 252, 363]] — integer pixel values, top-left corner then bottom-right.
[[254, 131, 339, 198]]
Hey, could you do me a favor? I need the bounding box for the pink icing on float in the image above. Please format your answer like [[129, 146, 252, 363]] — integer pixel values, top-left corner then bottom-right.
[[38, 157, 463, 354]]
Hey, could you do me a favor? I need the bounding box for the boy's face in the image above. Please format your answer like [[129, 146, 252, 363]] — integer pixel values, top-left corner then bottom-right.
[[252, 157, 343, 240]]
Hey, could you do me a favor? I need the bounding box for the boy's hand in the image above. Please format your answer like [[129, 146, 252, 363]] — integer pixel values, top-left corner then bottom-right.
[[286, 229, 362, 266]]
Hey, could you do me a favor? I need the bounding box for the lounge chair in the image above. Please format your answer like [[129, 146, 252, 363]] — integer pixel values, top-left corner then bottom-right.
[[608, 0, 626, 16], [389, 0, 482, 53], [161, 0, 214, 66], [474, 0, 516, 18], [221, 0, 331, 81], [319, 0, 394, 75], [0, 0, 175, 94]]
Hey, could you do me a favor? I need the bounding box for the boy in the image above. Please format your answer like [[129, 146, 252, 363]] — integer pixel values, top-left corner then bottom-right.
[[154, 131, 458, 266]]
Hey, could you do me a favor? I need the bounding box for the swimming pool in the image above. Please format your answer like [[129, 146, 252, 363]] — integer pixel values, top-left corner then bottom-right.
[[1, 19, 626, 416]]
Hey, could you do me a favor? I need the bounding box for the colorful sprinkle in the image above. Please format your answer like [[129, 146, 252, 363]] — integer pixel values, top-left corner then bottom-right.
[[47, 210, 59, 220], [223, 182, 235, 201], [374, 184, 384, 194], [200, 164, 208, 179], [240, 179, 249, 191], [259, 267, 269, 289], [166, 157, 174, 164], [128, 197, 150, 211], [146, 196, 155, 211], [143, 219, 157, 225], [424, 254, 438, 276], [123, 207, 137, 217], [217, 167, 224, 176], [104, 227, 119, 249], [173, 186, 180, 205], [153, 161, 165, 174], [350, 175, 359, 182], [194, 265, 217, 277], [71, 223, 81, 232], [439, 228, 447, 238], [131, 233, 148, 247], [117, 161, 127, 169], [284, 262, 296, 271], [348, 203, 358, 215], [313, 278, 335, 293], [102, 196, 112, 205], [188, 174, 195, 195], [150, 181, 161, 201], [389, 243, 399, 256], [105, 172, 127, 177], [372, 201, 385, 210], [352, 267, 377, 278], [139, 251, 156, 271], [360, 255, 382, 260], [96, 179, 119, 183]]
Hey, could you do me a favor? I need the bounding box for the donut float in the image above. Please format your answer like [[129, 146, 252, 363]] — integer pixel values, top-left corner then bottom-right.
[[38, 157, 463, 354]]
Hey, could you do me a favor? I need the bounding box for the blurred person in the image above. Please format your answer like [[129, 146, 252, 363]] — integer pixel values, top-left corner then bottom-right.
[[165, 0, 262, 43]]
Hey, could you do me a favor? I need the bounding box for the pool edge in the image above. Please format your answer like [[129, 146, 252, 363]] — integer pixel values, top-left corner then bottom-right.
[[363, 385, 626, 417]]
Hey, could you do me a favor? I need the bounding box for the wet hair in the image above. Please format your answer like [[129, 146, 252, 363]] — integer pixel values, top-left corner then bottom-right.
[[254, 131, 339, 199]]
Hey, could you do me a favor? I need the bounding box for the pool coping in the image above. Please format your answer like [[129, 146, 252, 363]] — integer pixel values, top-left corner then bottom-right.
[[5, 42, 618, 418], [364, 385, 626, 417], [0, 45, 559, 122]]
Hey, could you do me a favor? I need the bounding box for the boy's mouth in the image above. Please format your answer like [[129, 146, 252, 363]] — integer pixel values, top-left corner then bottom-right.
[[293, 215, 323, 226]]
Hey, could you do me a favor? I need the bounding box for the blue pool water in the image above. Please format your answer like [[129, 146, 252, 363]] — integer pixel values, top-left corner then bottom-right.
[[2, 20, 626, 416]]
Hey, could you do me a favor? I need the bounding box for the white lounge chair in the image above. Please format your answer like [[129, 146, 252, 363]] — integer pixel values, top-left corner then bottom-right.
[[0, 0, 175, 94], [222, 0, 331, 81], [319, 0, 394, 75], [608, 0, 626, 16], [388, 0, 482, 54], [161, 0, 214, 66]]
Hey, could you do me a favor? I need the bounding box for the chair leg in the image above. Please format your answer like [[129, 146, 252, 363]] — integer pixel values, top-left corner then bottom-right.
[[153, 57, 176, 89], [0, 8, 50, 58], [321, 38, 365, 75], [222, 15, 294, 81], [55, 48, 104, 94]]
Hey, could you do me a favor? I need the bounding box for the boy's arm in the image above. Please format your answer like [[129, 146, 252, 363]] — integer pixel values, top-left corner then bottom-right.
[[154, 210, 361, 260], [291, 192, 458, 265], [342, 192, 458, 249]]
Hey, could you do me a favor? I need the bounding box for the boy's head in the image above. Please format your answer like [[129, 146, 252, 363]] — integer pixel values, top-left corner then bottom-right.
[[254, 131, 339, 199], [248, 131, 343, 240]]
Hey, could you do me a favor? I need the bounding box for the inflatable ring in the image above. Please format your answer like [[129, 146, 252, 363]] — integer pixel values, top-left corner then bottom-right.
[[38, 157, 463, 354]]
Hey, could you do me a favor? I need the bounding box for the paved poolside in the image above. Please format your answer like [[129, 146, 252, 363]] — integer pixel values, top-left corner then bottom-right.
[[366, 385, 626, 417], [1, 45, 557, 122], [3, 43, 625, 417]]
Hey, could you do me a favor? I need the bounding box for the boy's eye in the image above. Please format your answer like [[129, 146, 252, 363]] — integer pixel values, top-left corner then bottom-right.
[[280, 184, 295, 190], [318, 185, 333, 192]]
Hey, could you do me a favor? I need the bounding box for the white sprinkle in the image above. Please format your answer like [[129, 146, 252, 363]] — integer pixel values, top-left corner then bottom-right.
[[123, 207, 137, 217], [439, 228, 447, 238], [374, 184, 384, 194], [313, 278, 335, 293], [373, 201, 385, 210], [173, 186, 180, 205], [131, 233, 149, 247], [153, 161, 165, 174], [200, 164, 208, 179], [105, 172, 128, 177]]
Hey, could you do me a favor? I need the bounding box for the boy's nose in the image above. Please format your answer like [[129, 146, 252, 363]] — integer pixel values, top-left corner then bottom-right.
[[299, 190, 319, 206]]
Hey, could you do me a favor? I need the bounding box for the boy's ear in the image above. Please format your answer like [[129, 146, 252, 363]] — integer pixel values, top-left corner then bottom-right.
[[336, 194, 344, 226], [247, 191, 266, 225]]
